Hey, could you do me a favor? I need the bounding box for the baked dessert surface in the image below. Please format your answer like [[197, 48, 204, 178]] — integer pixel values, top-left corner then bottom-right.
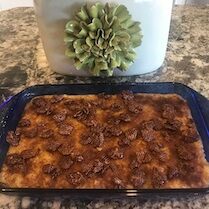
[[1, 91, 209, 189]]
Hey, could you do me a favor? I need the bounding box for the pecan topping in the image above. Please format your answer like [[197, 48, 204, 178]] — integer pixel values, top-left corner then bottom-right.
[[5, 154, 26, 172], [183, 129, 199, 143], [127, 102, 142, 114], [53, 110, 68, 123], [6, 131, 20, 146], [162, 104, 175, 120], [124, 128, 138, 141], [50, 95, 63, 103], [148, 142, 164, 153], [97, 93, 112, 99], [58, 123, 73, 136], [21, 149, 39, 159], [110, 103, 123, 112], [107, 116, 121, 125], [164, 119, 182, 131], [39, 128, 54, 139], [176, 144, 195, 161], [130, 151, 152, 169], [104, 126, 123, 137], [24, 127, 38, 138], [120, 90, 134, 101], [64, 100, 81, 111], [80, 126, 104, 148], [152, 168, 167, 188], [118, 135, 131, 146], [46, 141, 62, 152], [18, 119, 31, 127], [58, 143, 74, 155], [113, 177, 125, 189], [70, 152, 84, 162], [67, 172, 84, 186], [32, 97, 47, 107], [141, 129, 155, 142], [82, 163, 94, 177], [141, 119, 163, 131], [93, 159, 105, 174], [32, 97, 54, 115], [158, 152, 169, 162], [131, 173, 145, 188], [118, 113, 131, 122], [59, 156, 74, 169], [168, 166, 179, 179], [108, 147, 124, 160], [42, 164, 60, 179]]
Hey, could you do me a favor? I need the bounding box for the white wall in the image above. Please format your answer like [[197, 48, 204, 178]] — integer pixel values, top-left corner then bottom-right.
[[0, 0, 209, 10], [0, 0, 33, 10], [177, 0, 209, 3], [175, 0, 186, 4]]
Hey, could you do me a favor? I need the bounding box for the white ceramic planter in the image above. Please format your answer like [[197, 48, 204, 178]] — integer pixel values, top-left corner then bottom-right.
[[34, 0, 173, 76]]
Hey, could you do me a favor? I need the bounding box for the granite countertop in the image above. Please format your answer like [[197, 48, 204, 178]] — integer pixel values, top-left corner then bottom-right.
[[0, 5, 209, 209]]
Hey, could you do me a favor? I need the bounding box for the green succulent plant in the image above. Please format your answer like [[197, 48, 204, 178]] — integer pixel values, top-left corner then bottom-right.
[[64, 3, 142, 76]]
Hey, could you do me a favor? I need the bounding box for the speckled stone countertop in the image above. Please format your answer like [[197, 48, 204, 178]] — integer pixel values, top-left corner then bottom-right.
[[0, 5, 209, 209]]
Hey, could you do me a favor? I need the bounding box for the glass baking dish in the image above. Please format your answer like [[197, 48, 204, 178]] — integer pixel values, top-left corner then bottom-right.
[[1, 82, 209, 198]]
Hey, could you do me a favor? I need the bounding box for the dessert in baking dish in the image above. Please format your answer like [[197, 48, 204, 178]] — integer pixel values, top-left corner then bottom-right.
[[1, 91, 209, 189]]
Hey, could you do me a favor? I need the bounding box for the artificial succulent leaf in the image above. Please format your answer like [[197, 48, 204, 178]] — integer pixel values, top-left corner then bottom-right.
[[88, 3, 103, 18], [82, 44, 91, 52], [107, 70, 114, 76], [86, 36, 94, 48], [65, 2, 143, 76], [64, 36, 75, 43], [109, 33, 116, 47], [104, 3, 111, 15], [95, 3, 105, 17], [92, 45, 100, 57], [104, 28, 112, 39], [88, 18, 102, 31], [120, 59, 131, 70], [131, 33, 143, 47], [102, 40, 108, 49], [92, 59, 108, 76], [113, 44, 122, 51], [110, 58, 120, 69], [115, 31, 130, 41], [120, 17, 133, 28], [65, 20, 79, 33], [104, 14, 115, 27], [65, 49, 76, 58], [128, 22, 141, 34], [111, 18, 121, 32], [77, 5, 89, 21], [74, 59, 84, 70], [120, 14, 132, 26], [89, 5, 98, 18], [113, 5, 129, 23], [86, 57, 95, 69], [79, 52, 90, 62], [75, 47, 84, 55], [105, 47, 114, 56], [89, 31, 96, 39], [115, 53, 122, 66], [78, 28, 87, 38], [125, 50, 137, 61], [73, 39, 83, 49], [96, 37, 105, 49]]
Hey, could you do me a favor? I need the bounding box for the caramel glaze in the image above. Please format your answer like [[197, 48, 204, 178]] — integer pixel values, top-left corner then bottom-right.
[[1, 91, 209, 189]]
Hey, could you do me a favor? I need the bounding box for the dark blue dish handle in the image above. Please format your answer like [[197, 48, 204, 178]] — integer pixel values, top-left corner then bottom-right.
[[0, 82, 209, 199]]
